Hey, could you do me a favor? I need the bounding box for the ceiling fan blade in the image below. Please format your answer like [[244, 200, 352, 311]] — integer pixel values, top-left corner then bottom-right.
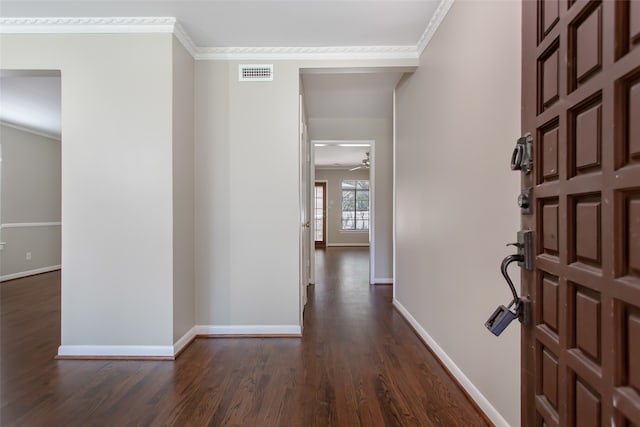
[[349, 165, 362, 171]]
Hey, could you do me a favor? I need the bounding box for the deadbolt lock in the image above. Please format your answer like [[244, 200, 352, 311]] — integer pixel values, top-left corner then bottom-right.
[[518, 187, 532, 215]]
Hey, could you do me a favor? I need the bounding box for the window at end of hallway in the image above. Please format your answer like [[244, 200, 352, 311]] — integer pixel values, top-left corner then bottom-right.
[[341, 180, 369, 231]]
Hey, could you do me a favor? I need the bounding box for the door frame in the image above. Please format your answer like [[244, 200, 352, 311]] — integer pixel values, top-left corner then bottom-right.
[[311, 139, 376, 284]]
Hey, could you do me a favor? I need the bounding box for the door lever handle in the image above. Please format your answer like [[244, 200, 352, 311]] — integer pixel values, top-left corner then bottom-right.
[[506, 231, 533, 271]]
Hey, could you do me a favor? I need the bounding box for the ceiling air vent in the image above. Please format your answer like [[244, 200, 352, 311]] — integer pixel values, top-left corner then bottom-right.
[[239, 64, 273, 82]]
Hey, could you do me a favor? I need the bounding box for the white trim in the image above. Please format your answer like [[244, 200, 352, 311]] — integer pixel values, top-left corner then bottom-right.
[[373, 277, 393, 284], [0, 121, 61, 141], [369, 142, 376, 285], [416, 0, 455, 56], [312, 139, 372, 145], [55, 325, 300, 358], [0, 265, 60, 282], [0, 11, 455, 62], [392, 298, 510, 427], [195, 45, 419, 61], [1, 221, 61, 229], [392, 90, 397, 302], [0, 17, 176, 34], [0, 16, 199, 59], [326, 243, 369, 247], [173, 326, 197, 355], [172, 21, 197, 58], [195, 325, 302, 336], [57, 344, 174, 358]]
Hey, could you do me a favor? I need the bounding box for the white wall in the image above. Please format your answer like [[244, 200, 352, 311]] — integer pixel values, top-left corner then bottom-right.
[[194, 62, 405, 330], [0, 124, 61, 279], [171, 37, 195, 343], [195, 60, 301, 331], [193, 59, 416, 331], [0, 28, 421, 353], [1, 33, 176, 351], [310, 118, 393, 280], [314, 168, 369, 246], [394, 2, 522, 426], [194, 60, 231, 325]]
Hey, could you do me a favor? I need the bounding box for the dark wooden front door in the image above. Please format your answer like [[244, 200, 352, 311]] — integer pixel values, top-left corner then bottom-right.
[[522, 1, 640, 425]]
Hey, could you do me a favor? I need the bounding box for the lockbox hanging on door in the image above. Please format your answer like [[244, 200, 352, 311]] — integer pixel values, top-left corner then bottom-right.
[[485, 231, 533, 336]]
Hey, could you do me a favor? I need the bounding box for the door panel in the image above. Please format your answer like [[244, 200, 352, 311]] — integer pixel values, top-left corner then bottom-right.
[[522, 1, 640, 425], [300, 95, 310, 314]]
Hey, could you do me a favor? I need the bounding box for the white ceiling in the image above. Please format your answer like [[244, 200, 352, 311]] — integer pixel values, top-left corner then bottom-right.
[[0, 70, 61, 139], [314, 144, 370, 170], [0, 1, 441, 48], [0, 1, 444, 155], [302, 71, 403, 119], [303, 71, 401, 168]]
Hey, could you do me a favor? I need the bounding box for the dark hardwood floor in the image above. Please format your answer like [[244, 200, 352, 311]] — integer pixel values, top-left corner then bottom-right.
[[1, 248, 489, 426]]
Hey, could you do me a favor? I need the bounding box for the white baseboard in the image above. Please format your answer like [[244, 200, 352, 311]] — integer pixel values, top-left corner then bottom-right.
[[1, 265, 61, 282], [196, 324, 302, 336], [373, 277, 393, 284], [55, 324, 301, 358], [393, 298, 510, 427], [57, 344, 174, 358], [1, 221, 62, 228], [326, 243, 369, 247], [173, 326, 197, 355]]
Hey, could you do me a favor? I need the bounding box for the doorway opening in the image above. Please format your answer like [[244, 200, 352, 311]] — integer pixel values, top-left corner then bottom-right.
[[299, 68, 401, 329], [312, 139, 375, 285], [0, 69, 62, 358]]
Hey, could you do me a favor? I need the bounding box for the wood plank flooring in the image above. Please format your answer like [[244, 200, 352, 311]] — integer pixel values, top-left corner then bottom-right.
[[1, 248, 489, 426]]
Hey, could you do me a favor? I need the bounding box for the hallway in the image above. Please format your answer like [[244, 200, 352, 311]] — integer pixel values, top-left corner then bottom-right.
[[1, 248, 488, 426]]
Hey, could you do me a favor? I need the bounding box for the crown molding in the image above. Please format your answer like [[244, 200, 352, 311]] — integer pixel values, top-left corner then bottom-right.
[[0, 16, 176, 34], [0, 16, 200, 58], [194, 45, 419, 61], [416, 0, 455, 56], [0, 5, 454, 62], [172, 21, 198, 58]]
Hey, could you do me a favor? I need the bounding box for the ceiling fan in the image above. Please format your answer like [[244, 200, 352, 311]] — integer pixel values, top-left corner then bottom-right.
[[349, 152, 370, 171]]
